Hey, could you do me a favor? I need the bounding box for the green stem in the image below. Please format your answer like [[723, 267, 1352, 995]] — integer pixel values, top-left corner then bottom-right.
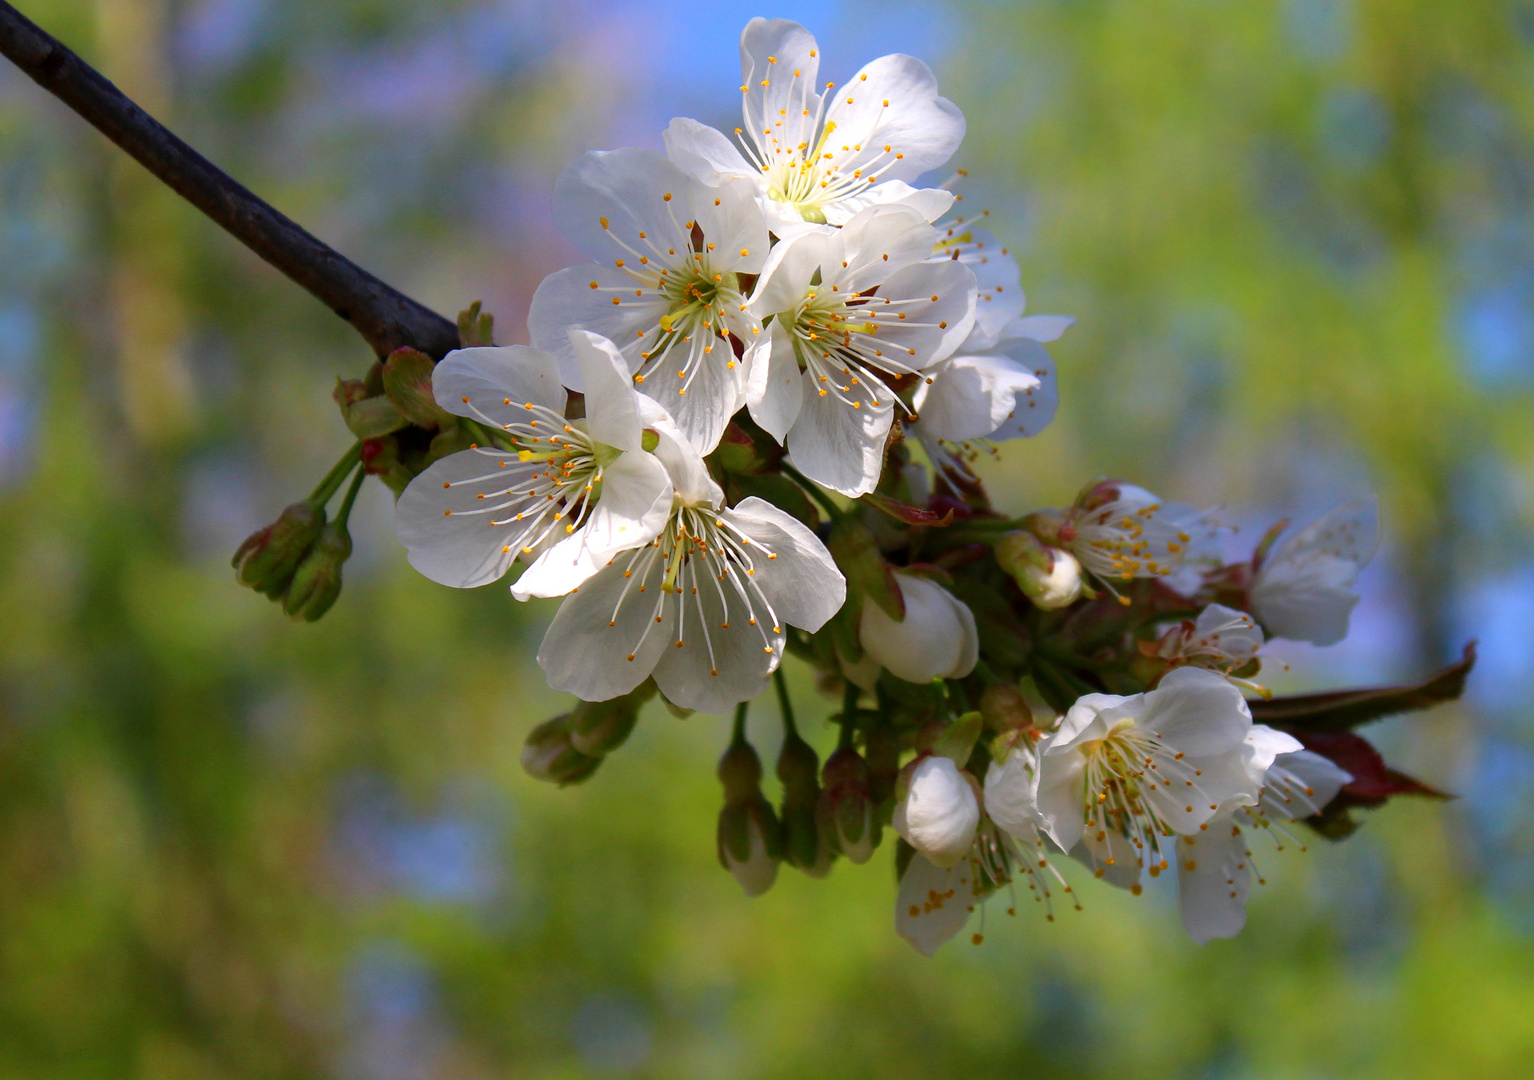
[[307, 442, 363, 506], [335, 461, 366, 528], [842, 677, 861, 725], [947, 678, 971, 715], [774, 668, 797, 739], [781, 463, 843, 520], [732, 700, 749, 744]]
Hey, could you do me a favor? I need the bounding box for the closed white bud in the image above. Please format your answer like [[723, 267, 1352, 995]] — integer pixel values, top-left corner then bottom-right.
[[893, 756, 980, 868], [859, 571, 979, 684]]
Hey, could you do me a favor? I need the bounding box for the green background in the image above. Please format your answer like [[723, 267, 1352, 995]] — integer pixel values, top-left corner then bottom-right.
[[2, 0, 1532, 1076]]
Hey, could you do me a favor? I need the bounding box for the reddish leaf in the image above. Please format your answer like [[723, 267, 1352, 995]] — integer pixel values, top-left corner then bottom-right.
[[862, 490, 955, 527], [1292, 730, 1452, 807]]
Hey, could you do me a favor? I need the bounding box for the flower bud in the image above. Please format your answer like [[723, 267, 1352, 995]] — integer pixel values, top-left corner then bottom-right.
[[232, 501, 325, 597], [568, 696, 640, 758], [778, 728, 830, 877], [818, 746, 881, 864], [979, 683, 1034, 733], [521, 714, 602, 786], [859, 571, 979, 684], [283, 520, 352, 621], [716, 797, 783, 897], [996, 531, 1083, 610], [892, 755, 980, 868]]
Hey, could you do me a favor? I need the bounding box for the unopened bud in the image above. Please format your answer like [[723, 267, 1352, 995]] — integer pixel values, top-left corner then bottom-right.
[[383, 347, 453, 430], [569, 682, 654, 757], [232, 501, 325, 597], [521, 714, 602, 786], [717, 797, 783, 897], [996, 531, 1083, 610], [892, 755, 980, 869], [818, 746, 880, 864], [979, 683, 1033, 733], [1018, 509, 1066, 547], [339, 391, 409, 440], [1074, 476, 1125, 513], [778, 728, 829, 876], [717, 735, 764, 802], [283, 520, 352, 621]]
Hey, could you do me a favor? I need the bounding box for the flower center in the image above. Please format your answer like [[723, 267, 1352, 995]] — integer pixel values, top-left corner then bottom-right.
[[786, 284, 929, 413], [441, 400, 609, 554], [1078, 724, 1213, 880], [605, 505, 783, 676]]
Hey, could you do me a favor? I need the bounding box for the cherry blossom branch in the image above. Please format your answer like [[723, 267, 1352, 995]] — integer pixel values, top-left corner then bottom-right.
[[0, 0, 460, 359]]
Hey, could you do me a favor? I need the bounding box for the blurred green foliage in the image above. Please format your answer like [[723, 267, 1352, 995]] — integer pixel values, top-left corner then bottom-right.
[[1, 0, 1531, 1077]]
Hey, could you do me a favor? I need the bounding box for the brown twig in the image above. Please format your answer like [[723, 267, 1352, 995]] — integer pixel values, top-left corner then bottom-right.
[[0, 0, 460, 359]]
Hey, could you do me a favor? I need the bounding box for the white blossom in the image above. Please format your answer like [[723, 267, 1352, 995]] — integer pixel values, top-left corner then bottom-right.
[[1060, 483, 1217, 603], [746, 204, 976, 495], [536, 419, 844, 712], [1250, 498, 1379, 646], [1176, 734, 1352, 944], [395, 338, 672, 598], [664, 18, 964, 232], [894, 755, 981, 868], [1152, 603, 1269, 695], [1034, 667, 1263, 885], [858, 570, 979, 685], [528, 147, 769, 455]]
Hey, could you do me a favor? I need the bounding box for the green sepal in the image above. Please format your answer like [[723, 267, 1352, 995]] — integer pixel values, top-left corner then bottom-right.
[[932, 711, 983, 766], [457, 301, 495, 348], [383, 347, 454, 430]]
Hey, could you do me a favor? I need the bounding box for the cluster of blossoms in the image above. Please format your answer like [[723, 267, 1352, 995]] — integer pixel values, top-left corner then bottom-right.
[[235, 18, 1467, 954]]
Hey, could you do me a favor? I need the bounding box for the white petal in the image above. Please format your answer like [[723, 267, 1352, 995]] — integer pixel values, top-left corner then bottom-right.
[[691, 174, 771, 275], [783, 375, 892, 497], [528, 264, 663, 389], [569, 330, 644, 452], [723, 497, 846, 632], [984, 752, 1042, 844], [822, 53, 965, 184], [1251, 498, 1378, 646], [1049, 692, 1133, 748], [744, 319, 802, 440], [395, 449, 538, 588], [739, 18, 822, 163], [1033, 743, 1089, 853], [848, 259, 977, 368], [1141, 667, 1253, 758], [1260, 749, 1352, 819], [990, 340, 1059, 441], [836, 204, 940, 294], [934, 228, 1024, 348], [663, 116, 755, 186], [551, 147, 693, 268], [509, 450, 672, 600], [749, 227, 836, 318], [1176, 824, 1250, 945], [1005, 314, 1076, 344], [912, 347, 1042, 443], [650, 558, 779, 714], [824, 180, 955, 225], [537, 551, 672, 701], [431, 346, 566, 426], [896, 853, 977, 956], [1244, 723, 1305, 775], [642, 401, 723, 508], [1070, 830, 1144, 891]]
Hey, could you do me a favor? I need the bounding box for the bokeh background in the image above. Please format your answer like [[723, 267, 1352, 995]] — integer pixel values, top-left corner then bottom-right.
[[2, 0, 1532, 1076]]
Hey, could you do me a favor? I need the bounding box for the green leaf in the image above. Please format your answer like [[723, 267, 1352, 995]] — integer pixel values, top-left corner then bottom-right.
[[457, 301, 495, 348]]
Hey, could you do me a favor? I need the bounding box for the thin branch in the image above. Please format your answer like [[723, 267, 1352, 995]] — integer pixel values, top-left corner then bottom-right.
[[0, 1, 460, 360]]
